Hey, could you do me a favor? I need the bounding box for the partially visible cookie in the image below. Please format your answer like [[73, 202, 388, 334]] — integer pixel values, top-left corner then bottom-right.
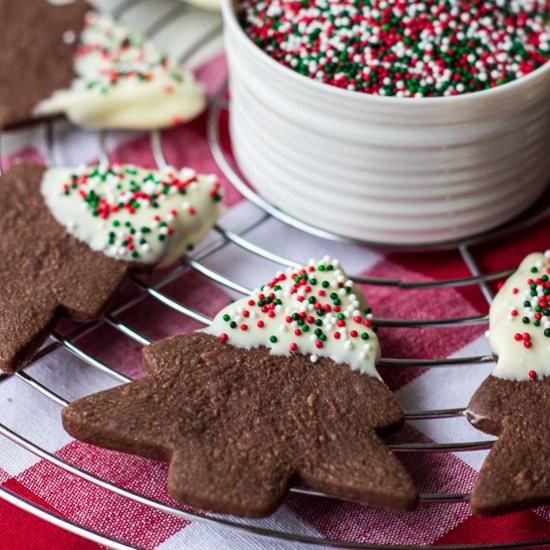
[[62, 258, 418, 517], [0, 0, 91, 128], [35, 11, 206, 130], [0, 162, 223, 372], [0, 163, 127, 372], [0, 2, 205, 130], [466, 251, 550, 515]]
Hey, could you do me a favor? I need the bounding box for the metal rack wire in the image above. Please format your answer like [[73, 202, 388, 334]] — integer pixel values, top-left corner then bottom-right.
[[1, 0, 550, 548]]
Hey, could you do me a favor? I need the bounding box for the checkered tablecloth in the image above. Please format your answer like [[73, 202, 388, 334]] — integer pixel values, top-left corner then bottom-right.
[[1, 11, 550, 548]]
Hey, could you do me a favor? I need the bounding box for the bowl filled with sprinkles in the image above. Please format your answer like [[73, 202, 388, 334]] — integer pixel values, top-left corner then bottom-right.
[[222, 0, 550, 245]]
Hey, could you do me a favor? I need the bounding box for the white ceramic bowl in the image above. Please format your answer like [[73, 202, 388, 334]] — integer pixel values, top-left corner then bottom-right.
[[222, 0, 550, 244]]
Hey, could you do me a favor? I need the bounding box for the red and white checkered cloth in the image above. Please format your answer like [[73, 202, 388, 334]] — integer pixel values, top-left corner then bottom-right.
[[1, 53, 549, 549]]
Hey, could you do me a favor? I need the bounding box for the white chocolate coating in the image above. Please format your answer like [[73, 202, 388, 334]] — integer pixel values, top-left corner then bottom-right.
[[41, 163, 223, 267], [490, 251, 550, 380], [206, 257, 381, 377], [36, 12, 205, 130]]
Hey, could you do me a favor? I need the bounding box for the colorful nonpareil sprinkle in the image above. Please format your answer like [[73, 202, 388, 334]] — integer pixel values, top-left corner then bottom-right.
[[240, 0, 550, 97], [208, 257, 381, 376], [508, 252, 550, 343]]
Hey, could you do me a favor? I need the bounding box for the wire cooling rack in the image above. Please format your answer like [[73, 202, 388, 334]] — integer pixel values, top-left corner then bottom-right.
[[1, 0, 550, 548]]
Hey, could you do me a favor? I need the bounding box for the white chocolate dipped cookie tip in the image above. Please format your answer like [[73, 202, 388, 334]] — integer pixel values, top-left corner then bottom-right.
[[36, 12, 206, 130], [490, 251, 550, 381], [206, 256, 381, 377], [41, 162, 223, 267]]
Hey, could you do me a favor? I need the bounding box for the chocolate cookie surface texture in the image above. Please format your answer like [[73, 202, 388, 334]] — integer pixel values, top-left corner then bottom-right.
[[63, 258, 418, 517], [0, 162, 222, 373], [466, 251, 550, 515]]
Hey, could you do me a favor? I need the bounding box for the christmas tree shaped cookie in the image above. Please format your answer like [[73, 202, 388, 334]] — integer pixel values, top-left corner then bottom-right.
[[62, 258, 418, 517], [466, 251, 550, 515], [0, 0, 90, 128], [0, 1, 205, 129], [0, 162, 222, 373]]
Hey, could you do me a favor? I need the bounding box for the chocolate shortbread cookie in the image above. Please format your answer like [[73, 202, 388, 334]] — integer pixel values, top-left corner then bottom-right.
[[0, 0, 91, 128], [466, 251, 550, 515], [62, 258, 418, 517], [1, 2, 205, 130], [0, 162, 223, 373], [0, 163, 127, 371]]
